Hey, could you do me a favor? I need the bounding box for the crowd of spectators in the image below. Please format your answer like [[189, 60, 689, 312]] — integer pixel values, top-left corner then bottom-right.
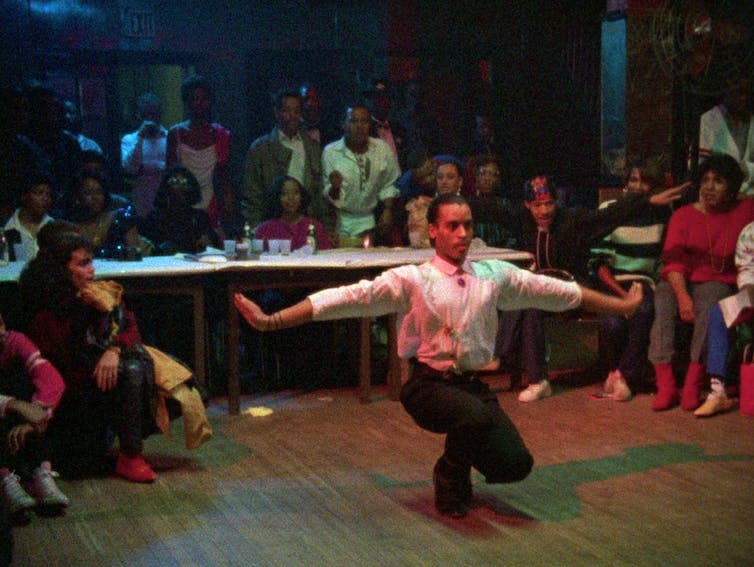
[[1, 70, 753, 538]]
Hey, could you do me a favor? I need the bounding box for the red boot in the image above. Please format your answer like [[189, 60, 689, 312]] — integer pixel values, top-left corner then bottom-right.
[[116, 454, 157, 483], [681, 362, 705, 411], [651, 363, 679, 411]]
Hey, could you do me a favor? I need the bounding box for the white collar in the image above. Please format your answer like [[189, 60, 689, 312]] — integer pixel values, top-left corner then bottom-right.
[[431, 254, 473, 276]]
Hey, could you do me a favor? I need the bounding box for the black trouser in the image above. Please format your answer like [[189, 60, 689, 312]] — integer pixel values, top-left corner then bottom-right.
[[400, 362, 533, 483], [48, 348, 154, 466]]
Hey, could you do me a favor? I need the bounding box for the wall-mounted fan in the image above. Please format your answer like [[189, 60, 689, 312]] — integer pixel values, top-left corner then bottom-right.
[[648, 0, 754, 96]]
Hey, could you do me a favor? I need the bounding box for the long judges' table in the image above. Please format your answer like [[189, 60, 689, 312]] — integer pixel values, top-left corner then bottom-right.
[[0, 246, 533, 414]]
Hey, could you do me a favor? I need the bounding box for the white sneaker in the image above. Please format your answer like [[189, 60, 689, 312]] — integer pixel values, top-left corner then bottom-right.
[[610, 372, 632, 401], [30, 468, 70, 511], [518, 380, 553, 402], [603, 371, 617, 395], [2, 472, 35, 516]]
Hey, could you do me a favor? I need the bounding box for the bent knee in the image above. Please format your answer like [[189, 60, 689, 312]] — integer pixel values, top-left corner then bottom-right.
[[484, 450, 534, 484]]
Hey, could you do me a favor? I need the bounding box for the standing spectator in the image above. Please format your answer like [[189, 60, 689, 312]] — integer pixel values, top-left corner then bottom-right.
[[698, 77, 754, 196], [322, 104, 400, 246], [299, 84, 325, 145], [167, 75, 234, 230], [121, 93, 168, 218], [0, 86, 44, 222], [63, 100, 102, 154], [470, 114, 499, 157], [25, 84, 82, 203], [243, 89, 324, 230], [365, 79, 406, 169]]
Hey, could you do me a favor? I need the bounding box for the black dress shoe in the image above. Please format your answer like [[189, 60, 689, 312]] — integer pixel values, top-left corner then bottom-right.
[[433, 457, 471, 518]]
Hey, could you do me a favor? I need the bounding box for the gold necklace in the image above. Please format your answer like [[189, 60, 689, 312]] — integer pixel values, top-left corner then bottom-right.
[[704, 212, 728, 273]]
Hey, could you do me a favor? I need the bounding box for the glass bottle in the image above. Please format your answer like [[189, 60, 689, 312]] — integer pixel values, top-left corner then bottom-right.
[[306, 223, 318, 254], [0, 233, 7, 266], [242, 222, 253, 248]]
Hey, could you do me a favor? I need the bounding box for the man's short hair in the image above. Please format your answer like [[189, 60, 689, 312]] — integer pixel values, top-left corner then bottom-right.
[[180, 75, 210, 103], [475, 155, 501, 172], [427, 193, 469, 225], [342, 103, 370, 123], [22, 168, 54, 195], [136, 93, 161, 115], [272, 89, 301, 111]]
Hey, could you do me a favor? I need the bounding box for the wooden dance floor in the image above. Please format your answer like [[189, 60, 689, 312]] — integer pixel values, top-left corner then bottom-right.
[[11, 374, 754, 566]]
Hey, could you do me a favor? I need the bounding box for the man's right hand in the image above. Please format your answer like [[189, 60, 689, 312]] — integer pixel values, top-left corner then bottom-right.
[[234, 293, 268, 331]]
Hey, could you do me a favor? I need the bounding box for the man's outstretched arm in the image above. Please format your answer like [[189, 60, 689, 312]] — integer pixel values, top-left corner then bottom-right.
[[234, 293, 313, 332], [579, 281, 643, 318]]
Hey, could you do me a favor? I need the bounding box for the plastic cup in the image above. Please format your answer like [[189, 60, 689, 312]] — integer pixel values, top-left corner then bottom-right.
[[279, 239, 291, 255], [267, 239, 281, 254], [12, 243, 25, 262], [223, 240, 236, 257], [252, 239, 264, 253], [408, 231, 422, 248]]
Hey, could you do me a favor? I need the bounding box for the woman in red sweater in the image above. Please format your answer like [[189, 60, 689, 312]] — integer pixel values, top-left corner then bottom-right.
[[649, 153, 754, 411]]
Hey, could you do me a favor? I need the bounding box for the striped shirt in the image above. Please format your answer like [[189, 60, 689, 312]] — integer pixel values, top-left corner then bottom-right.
[[591, 199, 668, 281]]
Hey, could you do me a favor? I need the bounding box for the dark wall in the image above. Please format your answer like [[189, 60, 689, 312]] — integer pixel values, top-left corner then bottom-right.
[[417, 0, 605, 200]]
